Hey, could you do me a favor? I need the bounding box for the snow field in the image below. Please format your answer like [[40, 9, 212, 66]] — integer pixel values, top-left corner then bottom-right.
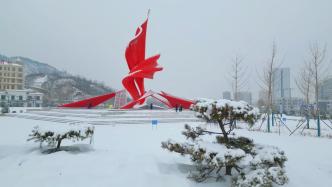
[[0, 109, 332, 187]]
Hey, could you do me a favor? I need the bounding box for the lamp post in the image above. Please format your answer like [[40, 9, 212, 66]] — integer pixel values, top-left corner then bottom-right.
[[5, 90, 10, 113]]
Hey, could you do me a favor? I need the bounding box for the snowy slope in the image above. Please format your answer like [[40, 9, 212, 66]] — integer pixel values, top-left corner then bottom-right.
[[30, 75, 48, 88]]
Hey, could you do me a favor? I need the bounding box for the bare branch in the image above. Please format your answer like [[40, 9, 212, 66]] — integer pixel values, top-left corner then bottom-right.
[[307, 42, 327, 110], [257, 41, 280, 112], [230, 54, 248, 100], [295, 61, 313, 104]]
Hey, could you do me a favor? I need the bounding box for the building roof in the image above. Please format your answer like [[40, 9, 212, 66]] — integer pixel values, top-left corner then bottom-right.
[[0, 61, 22, 66]]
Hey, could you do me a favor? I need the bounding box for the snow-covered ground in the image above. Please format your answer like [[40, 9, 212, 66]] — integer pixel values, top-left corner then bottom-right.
[[243, 114, 332, 138], [1, 109, 332, 187]]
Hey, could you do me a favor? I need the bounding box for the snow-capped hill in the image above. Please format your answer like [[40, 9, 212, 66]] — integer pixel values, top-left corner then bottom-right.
[[11, 56, 64, 76], [1, 53, 115, 106], [25, 73, 115, 106], [31, 75, 48, 88]]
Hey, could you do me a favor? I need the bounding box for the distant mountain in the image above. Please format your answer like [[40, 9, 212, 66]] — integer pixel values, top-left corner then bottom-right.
[[0, 54, 115, 106], [0, 55, 62, 76]]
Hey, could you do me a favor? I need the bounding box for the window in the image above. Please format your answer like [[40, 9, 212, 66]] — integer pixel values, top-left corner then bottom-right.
[[1, 95, 5, 100], [11, 85, 15, 89], [11, 95, 15, 100], [27, 96, 32, 100], [36, 96, 40, 100], [12, 67, 15, 71], [19, 96, 23, 100], [12, 73, 15, 77], [11, 79, 15, 83]]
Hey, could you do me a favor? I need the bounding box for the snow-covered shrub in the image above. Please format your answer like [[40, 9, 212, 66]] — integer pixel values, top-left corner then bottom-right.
[[162, 99, 288, 186], [193, 98, 259, 141], [27, 125, 94, 153]]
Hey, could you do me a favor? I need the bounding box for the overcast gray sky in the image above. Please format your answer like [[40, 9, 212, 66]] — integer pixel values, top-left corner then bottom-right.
[[0, 0, 331, 100]]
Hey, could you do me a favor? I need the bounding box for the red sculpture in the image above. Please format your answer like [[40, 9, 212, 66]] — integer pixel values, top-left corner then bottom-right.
[[158, 91, 194, 109], [60, 13, 194, 109], [121, 90, 172, 109], [60, 92, 116, 108], [122, 17, 162, 103]]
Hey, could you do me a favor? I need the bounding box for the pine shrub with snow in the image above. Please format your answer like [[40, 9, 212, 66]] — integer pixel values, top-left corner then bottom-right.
[[27, 125, 94, 153], [162, 99, 288, 186]]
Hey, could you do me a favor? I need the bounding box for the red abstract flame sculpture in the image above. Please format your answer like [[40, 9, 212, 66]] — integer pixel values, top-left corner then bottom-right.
[[60, 14, 194, 109], [122, 18, 163, 104]]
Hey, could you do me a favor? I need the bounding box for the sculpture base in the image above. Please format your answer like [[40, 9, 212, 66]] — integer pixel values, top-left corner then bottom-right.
[[59, 90, 194, 109]]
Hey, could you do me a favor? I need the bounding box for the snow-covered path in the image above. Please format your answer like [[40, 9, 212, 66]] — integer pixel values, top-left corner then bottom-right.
[[1, 109, 332, 187], [6, 109, 201, 125]]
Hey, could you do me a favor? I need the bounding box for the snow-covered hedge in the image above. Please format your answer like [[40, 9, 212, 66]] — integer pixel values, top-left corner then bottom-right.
[[162, 125, 288, 186], [193, 98, 259, 124], [162, 99, 288, 186], [193, 98, 259, 143], [28, 125, 94, 152]]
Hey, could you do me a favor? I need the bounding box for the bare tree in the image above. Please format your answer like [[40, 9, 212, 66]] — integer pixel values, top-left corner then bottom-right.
[[295, 61, 313, 105], [307, 42, 327, 114], [259, 41, 279, 113], [230, 55, 247, 100]]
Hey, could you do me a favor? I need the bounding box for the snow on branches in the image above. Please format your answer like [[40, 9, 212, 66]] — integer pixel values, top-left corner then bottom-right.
[[162, 99, 287, 186], [193, 98, 259, 142], [27, 125, 94, 153], [162, 125, 288, 186], [194, 98, 259, 125]]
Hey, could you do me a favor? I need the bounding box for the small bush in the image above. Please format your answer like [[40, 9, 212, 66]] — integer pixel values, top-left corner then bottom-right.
[[27, 125, 94, 153]]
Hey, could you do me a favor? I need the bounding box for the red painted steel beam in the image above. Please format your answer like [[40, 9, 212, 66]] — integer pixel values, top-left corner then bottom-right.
[[158, 91, 195, 109], [59, 92, 116, 108]]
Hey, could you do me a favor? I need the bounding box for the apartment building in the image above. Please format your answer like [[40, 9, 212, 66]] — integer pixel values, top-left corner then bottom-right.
[[0, 61, 24, 90]]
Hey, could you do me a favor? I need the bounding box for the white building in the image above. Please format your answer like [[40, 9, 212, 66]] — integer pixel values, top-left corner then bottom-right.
[[0, 89, 43, 108], [222, 91, 231, 100], [274, 97, 304, 115], [272, 68, 293, 114], [235, 91, 252, 104], [320, 77, 332, 100]]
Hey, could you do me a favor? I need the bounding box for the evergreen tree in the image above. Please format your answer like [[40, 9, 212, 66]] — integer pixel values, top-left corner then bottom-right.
[[162, 99, 288, 186]]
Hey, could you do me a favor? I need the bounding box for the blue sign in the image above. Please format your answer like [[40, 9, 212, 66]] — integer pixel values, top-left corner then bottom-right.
[[152, 120, 158, 126]]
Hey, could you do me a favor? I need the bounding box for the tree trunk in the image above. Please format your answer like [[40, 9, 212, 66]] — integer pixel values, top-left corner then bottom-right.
[[56, 139, 62, 150], [218, 120, 229, 143], [225, 166, 232, 175]]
